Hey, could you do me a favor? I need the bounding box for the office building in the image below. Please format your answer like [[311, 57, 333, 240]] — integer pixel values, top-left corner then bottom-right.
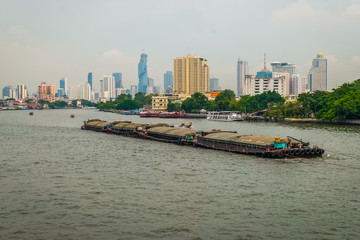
[[100, 75, 115, 100], [244, 70, 286, 97], [291, 74, 307, 96], [237, 59, 249, 97], [69, 82, 92, 100], [60, 77, 68, 96], [138, 53, 149, 93], [38, 83, 55, 102], [173, 55, 209, 95], [163, 71, 173, 90], [148, 78, 154, 89], [210, 77, 221, 91], [130, 85, 138, 98], [308, 52, 327, 91], [17, 84, 27, 100], [270, 62, 296, 75], [112, 72, 123, 89], [88, 72, 93, 90], [2, 85, 16, 99]]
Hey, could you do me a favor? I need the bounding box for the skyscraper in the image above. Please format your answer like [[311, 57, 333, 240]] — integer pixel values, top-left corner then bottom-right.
[[60, 77, 68, 96], [88, 72, 93, 90], [173, 55, 209, 95], [270, 62, 296, 75], [38, 83, 55, 102], [210, 77, 220, 91], [138, 53, 149, 93], [163, 71, 173, 89], [2, 85, 11, 99], [130, 85, 138, 98], [17, 84, 27, 100], [237, 59, 249, 97], [101, 75, 115, 100], [308, 52, 327, 91], [112, 72, 123, 89]]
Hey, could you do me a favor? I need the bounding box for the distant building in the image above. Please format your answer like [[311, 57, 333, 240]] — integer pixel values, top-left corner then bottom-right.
[[237, 59, 249, 97], [308, 52, 327, 91], [146, 86, 153, 95], [38, 83, 55, 102], [138, 53, 149, 93], [210, 90, 222, 99], [153, 86, 161, 94], [152, 96, 168, 110], [148, 78, 154, 89], [69, 82, 92, 100], [101, 75, 115, 100], [164, 86, 173, 93], [210, 77, 221, 91], [112, 72, 123, 89], [244, 70, 286, 97], [130, 85, 138, 98], [116, 88, 126, 96], [60, 77, 68, 96], [17, 84, 27, 100], [173, 55, 209, 95], [270, 62, 296, 75], [88, 72, 93, 90], [2, 85, 16, 99], [163, 71, 173, 90]]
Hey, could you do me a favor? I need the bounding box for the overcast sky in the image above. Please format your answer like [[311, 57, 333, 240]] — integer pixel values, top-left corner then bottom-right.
[[1, 0, 360, 94]]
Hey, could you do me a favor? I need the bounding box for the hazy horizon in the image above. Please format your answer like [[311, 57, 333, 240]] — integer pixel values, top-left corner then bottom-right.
[[1, 0, 360, 95]]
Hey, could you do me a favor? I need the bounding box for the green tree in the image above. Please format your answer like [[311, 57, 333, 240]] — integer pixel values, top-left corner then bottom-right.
[[134, 92, 145, 104], [215, 89, 236, 102], [167, 102, 182, 112]]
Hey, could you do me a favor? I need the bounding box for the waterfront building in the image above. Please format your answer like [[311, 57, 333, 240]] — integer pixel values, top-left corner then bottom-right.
[[152, 96, 168, 110], [173, 55, 209, 95], [138, 53, 149, 93], [308, 52, 327, 91], [38, 83, 55, 102], [244, 70, 286, 97], [237, 59, 249, 97], [88, 72, 93, 90], [60, 77, 68, 96], [130, 85, 138, 98], [69, 82, 92, 100], [270, 62, 296, 75], [163, 71, 173, 90], [210, 77, 221, 91], [112, 72, 123, 89]]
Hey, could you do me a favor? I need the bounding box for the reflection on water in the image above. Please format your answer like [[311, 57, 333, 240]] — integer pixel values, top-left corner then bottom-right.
[[0, 109, 359, 240]]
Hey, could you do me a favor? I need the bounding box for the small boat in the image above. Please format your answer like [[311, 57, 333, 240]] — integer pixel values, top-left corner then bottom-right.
[[29, 112, 34, 116], [71, 114, 75, 118], [207, 111, 243, 121]]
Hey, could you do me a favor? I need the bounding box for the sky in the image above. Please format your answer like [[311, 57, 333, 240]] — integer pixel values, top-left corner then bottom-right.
[[1, 0, 360, 95]]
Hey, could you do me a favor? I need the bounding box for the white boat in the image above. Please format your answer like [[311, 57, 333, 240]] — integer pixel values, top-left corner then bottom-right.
[[206, 111, 243, 121]]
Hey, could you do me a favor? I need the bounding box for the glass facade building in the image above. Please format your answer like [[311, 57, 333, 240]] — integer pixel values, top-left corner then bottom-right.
[[112, 72, 123, 89], [237, 59, 249, 97], [163, 71, 173, 89], [88, 72, 93, 90], [138, 54, 149, 93]]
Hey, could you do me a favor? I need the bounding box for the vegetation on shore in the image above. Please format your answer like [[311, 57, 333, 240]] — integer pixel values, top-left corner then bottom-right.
[[94, 79, 360, 121]]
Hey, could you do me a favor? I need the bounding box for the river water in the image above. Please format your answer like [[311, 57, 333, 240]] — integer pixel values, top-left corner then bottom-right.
[[0, 109, 359, 240]]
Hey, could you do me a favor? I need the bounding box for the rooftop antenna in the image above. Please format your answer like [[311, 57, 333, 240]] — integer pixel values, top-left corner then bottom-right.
[[264, 53, 267, 70]]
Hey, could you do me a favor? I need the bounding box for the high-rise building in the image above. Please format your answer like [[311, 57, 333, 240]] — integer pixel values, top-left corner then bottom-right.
[[69, 82, 92, 100], [291, 74, 307, 96], [244, 70, 286, 97], [88, 72, 93, 90], [60, 77, 68, 96], [138, 53, 149, 93], [130, 85, 138, 98], [38, 83, 55, 102], [270, 62, 296, 75], [308, 52, 327, 91], [173, 55, 209, 95], [2, 85, 13, 99], [17, 84, 27, 100], [237, 59, 249, 97], [112, 72, 123, 89], [163, 71, 173, 89], [101, 75, 115, 100], [210, 77, 221, 91], [148, 78, 154, 89]]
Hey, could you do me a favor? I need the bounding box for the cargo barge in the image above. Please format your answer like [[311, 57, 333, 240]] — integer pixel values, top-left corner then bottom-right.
[[81, 119, 324, 158]]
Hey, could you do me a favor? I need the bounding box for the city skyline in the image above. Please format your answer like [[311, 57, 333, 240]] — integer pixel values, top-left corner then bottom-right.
[[0, 0, 359, 94]]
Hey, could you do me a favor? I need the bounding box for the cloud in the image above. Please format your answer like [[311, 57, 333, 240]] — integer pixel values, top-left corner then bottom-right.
[[327, 55, 360, 89], [271, 0, 360, 28], [8, 26, 28, 35]]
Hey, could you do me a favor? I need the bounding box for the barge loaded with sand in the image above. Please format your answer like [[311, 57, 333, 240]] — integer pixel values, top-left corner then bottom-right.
[[81, 119, 325, 158]]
